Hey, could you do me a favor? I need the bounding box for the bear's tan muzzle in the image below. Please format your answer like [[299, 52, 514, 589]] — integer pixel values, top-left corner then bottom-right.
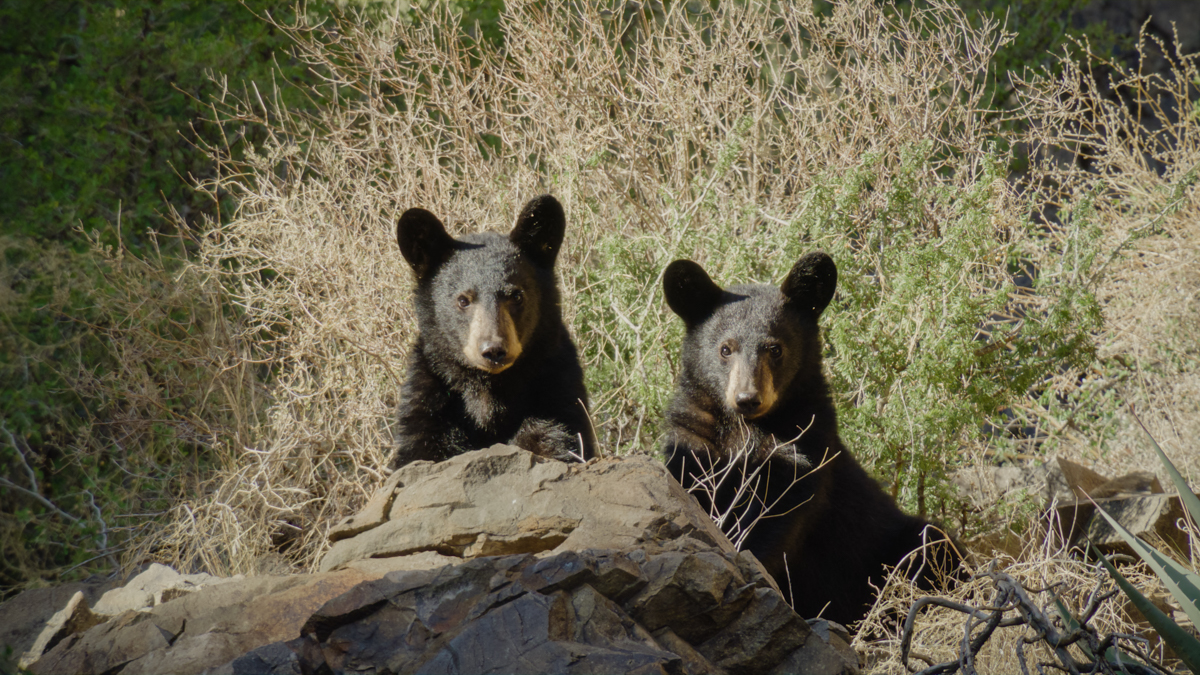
[[463, 304, 522, 374], [725, 357, 778, 419]]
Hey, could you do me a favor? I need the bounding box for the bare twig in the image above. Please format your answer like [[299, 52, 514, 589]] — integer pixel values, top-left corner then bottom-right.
[[1, 423, 81, 525], [900, 565, 1172, 675]]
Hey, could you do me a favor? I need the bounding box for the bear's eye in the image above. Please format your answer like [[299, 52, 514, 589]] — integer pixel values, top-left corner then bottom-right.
[[456, 294, 471, 309], [511, 289, 524, 305], [766, 344, 783, 359], [719, 344, 732, 358]]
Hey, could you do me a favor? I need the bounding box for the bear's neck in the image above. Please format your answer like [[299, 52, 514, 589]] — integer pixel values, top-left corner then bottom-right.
[[758, 377, 839, 440], [436, 356, 521, 429], [423, 323, 565, 430]]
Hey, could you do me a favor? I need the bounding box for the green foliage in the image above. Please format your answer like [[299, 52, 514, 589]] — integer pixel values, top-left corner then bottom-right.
[[1093, 419, 1200, 673], [1097, 552, 1200, 673], [0, 236, 111, 589], [434, 0, 504, 45], [0, 229, 248, 594], [0, 0, 323, 594], [331, 0, 505, 47], [811, 146, 1100, 514], [0, 1, 316, 247], [959, 0, 1125, 79]]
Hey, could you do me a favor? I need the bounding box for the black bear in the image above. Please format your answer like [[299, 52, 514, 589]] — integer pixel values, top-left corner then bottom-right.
[[390, 195, 596, 470], [661, 252, 961, 626]]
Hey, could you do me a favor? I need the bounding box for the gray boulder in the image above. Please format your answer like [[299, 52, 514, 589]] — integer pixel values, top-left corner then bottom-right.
[[14, 446, 859, 675], [231, 548, 858, 675], [320, 444, 741, 574]]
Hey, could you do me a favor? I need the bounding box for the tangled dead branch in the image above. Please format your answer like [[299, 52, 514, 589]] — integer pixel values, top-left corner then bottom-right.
[[901, 562, 1176, 675]]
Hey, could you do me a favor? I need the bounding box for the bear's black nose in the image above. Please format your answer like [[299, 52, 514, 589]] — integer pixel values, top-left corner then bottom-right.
[[481, 343, 508, 364], [735, 392, 761, 413]]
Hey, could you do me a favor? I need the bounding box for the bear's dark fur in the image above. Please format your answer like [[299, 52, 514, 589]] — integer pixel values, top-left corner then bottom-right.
[[390, 195, 596, 470], [661, 252, 961, 625]]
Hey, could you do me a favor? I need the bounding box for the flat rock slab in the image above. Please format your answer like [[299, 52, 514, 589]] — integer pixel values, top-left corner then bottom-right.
[[92, 563, 233, 615], [0, 578, 113, 669], [1084, 493, 1191, 556], [319, 444, 740, 574], [246, 548, 860, 675], [21, 550, 858, 675], [27, 569, 375, 675], [957, 455, 1191, 562]]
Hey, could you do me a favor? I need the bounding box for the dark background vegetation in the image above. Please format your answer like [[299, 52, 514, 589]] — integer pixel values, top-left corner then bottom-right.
[[0, 0, 324, 593], [0, 0, 1174, 597]]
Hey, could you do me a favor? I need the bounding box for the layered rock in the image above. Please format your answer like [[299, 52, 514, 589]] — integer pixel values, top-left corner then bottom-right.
[[7, 445, 859, 675], [320, 444, 740, 573], [956, 456, 1195, 559], [24, 567, 377, 675], [240, 548, 857, 675]]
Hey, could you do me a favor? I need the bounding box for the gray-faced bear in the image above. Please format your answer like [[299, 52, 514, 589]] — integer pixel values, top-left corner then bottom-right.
[[390, 195, 596, 470], [662, 252, 962, 626]]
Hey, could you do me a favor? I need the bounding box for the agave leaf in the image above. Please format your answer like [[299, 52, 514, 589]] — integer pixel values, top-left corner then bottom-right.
[[1054, 594, 1151, 668], [1094, 546, 1200, 674], [1053, 597, 1104, 664], [1054, 597, 1093, 658], [1131, 409, 1200, 532], [1091, 498, 1200, 629]]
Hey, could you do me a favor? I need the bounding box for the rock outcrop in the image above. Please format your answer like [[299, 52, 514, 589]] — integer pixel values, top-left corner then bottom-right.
[[6, 445, 859, 674], [955, 456, 1195, 559], [23, 566, 378, 674], [321, 443, 741, 574], [250, 548, 856, 675]]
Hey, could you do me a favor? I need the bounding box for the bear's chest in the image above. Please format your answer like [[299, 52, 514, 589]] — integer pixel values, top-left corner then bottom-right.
[[463, 386, 501, 428]]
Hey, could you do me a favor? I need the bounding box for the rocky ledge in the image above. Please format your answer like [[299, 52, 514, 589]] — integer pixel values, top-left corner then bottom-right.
[[4, 445, 859, 675]]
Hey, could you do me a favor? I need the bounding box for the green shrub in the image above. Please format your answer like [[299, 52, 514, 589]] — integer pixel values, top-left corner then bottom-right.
[[0, 0, 324, 593]]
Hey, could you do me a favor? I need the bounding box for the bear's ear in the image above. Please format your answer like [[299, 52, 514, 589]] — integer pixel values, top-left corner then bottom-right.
[[510, 195, 566, 268], [663, 259, 725, 327], [781, 251, 837, 317], [397, 208, 457, 280]]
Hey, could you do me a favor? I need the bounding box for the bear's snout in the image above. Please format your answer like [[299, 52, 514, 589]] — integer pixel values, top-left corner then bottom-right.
[[735, 391, 762, 413], [480, 341, 509, 365], [463, 303, 523, 373], [724, 356, 777, 419]]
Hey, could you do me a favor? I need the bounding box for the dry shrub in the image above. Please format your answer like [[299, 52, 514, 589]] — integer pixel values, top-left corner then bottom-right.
[[101, 0, 1197, 610], [112, 0, 1039, 575], [61, 229, 269, 573], [1009, 29, 1200, 482]]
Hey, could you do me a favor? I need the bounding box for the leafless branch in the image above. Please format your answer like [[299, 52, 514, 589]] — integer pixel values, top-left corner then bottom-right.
[[901, 564, 1172, 675]]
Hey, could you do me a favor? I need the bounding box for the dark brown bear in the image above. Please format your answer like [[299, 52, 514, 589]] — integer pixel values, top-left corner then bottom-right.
[[389, 195, 596, 470], [661, 252, 961, 625]]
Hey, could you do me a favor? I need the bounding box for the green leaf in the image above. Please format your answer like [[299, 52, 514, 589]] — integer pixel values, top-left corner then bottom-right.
[[1131, 408, 1200, 533], [1094, 545, 1200, 674], [1053, 597, 1095, 660], [1055, 595, 1150, 668], [1090, 498, 1200, 629]]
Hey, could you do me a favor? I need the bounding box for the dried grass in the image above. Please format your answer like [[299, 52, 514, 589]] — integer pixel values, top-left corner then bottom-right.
[[113, 0, 1029, 576], [1009, 27, 1200, 484]]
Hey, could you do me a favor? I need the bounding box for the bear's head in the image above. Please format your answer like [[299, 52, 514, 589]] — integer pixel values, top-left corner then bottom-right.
[[396, 195, 566, 374], [663, 252, 837, 419]]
